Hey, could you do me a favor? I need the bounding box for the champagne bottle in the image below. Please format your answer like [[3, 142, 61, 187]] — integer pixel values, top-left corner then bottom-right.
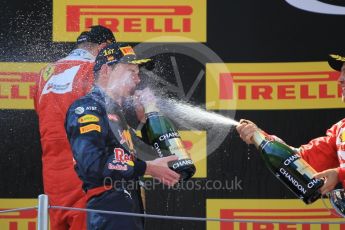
[[252, 131, 324, 204], [141, 103, 196, 181]]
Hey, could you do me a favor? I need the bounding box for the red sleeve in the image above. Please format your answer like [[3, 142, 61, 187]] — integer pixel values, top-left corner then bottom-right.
[[299, 123, 339, 173]]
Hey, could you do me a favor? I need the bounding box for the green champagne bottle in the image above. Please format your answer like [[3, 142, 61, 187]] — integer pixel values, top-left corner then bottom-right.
[[252, 131, 324, 204], [141, 104, 196, 181]]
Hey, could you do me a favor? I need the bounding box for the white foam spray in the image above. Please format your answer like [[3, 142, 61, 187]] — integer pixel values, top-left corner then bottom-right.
[[157, 98, 239, 130]]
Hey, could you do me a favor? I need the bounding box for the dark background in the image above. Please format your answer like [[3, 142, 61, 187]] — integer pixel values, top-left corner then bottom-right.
[[0, 0, 345, 229]]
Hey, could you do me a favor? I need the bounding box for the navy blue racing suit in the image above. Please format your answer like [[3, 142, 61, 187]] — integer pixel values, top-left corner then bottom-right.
[[65, 86, 146, 230]]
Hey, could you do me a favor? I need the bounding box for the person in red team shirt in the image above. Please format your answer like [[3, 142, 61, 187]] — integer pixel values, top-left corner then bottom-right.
[[34, 25, 116, 230], [236, 52, 345, 195]]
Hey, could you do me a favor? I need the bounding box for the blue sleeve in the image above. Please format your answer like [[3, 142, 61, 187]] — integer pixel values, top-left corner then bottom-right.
[[65, 100, 146, 186]]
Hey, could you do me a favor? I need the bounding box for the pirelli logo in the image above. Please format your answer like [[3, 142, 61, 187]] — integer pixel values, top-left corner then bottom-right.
[[0, 199, 37, 230], [0, 63, 45, 110], [53, 0, 206, 42], [206, 62, 343, 110], [207, 199, 344, 230]]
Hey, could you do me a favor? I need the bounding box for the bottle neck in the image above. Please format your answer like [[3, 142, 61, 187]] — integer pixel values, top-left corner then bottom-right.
[[252, 130, 266, 149], [144, 103, 159, 114]]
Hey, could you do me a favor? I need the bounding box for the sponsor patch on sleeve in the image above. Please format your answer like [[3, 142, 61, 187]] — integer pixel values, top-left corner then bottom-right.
[[107, 148, 135, 171], [78, 114, 99, 124], [80, 124, 101, 134], [75, 106, 85, 114], [107, 163, 128, 171]]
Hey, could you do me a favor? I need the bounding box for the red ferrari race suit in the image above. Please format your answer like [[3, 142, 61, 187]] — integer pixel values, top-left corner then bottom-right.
[[34, 49, 95, 230], [299, 119, 345, 188]]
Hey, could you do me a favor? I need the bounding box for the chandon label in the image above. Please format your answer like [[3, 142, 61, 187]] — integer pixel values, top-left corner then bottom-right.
[[282, 154, 319, 187], [153, 142, 163, 157], [172, 159, 194, 169], [283, 154, 300, 166], [307, 179, 320, 189], [279, 168, 307, 194], [159, 132, 180, 141]]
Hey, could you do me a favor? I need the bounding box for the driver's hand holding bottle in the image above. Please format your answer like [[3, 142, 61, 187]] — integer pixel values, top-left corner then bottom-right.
[[236, 119, 339, 195]]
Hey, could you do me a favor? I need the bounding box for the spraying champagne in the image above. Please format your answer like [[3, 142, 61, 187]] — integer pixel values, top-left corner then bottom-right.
[[237, 120, 323, 204]]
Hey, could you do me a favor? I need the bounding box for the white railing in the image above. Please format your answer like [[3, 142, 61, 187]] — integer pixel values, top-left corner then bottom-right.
[[0, 194, 344, 230]]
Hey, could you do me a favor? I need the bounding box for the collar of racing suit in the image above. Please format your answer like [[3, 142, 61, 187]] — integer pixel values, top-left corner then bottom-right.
[[90, 85, 125, 114], [64, 48, 96, 61]]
